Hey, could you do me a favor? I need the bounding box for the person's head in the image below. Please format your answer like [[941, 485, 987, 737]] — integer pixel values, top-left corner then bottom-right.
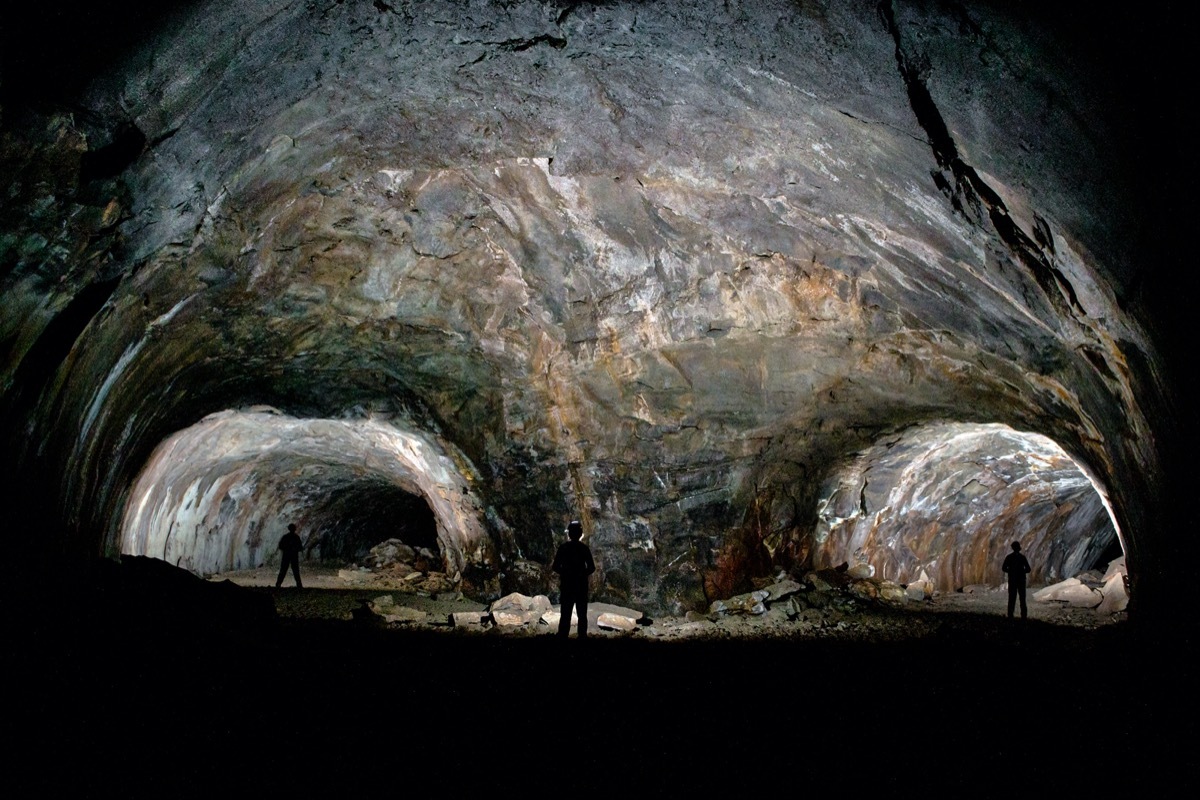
[[288, 523, 297, 533], [1011, 541, 1021, 552], [567, 520, 583, 540]]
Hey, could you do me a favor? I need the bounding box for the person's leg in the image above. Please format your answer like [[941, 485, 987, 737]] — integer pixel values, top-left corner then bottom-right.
[[557, 586, 574, 637], [1018, 585, 1027, 618], [577, 595, 588, 638], [1007, 583, 1016, 618], [290, 555, 302, 588], [276, 558, 288, 588]]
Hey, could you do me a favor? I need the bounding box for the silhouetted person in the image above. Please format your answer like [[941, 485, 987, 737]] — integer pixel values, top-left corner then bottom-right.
[[276, 523, 303, 588], [552, 520, 595, 639], [1002, 540, 1031, 619]]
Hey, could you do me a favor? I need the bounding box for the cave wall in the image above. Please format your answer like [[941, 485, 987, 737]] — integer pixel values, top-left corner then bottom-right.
[[0, 0, 1187, 614]]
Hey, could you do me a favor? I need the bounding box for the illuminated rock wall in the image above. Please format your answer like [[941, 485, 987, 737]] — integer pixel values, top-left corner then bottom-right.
[[0, 1, 1180, 613]]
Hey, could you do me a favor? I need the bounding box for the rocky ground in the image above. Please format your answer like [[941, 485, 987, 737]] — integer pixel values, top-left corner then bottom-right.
[[210, 563, 1125, 641]]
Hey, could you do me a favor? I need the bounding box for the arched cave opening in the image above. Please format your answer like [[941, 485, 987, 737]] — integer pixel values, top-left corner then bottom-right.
[[305, 479, 441, 564], [119, 409, 492, 581], [811, 422, 1123, 597]]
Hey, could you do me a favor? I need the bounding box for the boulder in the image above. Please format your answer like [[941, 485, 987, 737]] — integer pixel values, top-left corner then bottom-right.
[[1103, 556, 1127, 582], [1034, 578, 1102, 607], [906, 570, 934, 601], [450, 611, 486, 627], [489, 592, 552, 626], [368, 539, 416, 568], [762, 579, 803, 603], [710, 589, 768, 615], [849, 579, 879, 600], [877, 581, 907, 604], [847, 563, 875, 580], [589, 602, 644, 623], [1095, 571, 1129, 614], [780, 596, 805, 620], [541, 610, 579, 627], [1033, 577, 1081, 601], [598, 613, 638, 631]]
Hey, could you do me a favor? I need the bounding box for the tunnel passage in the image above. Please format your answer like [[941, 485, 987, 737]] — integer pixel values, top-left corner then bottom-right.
[[120, 409, 492, 579], [307, 479, 440, 563], [811, 422, 1122, 592]]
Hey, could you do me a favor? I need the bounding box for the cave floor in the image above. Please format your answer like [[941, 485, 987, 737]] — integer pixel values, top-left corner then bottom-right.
[[210, 564, 1126, 637], [7, 563, 1191, 795]]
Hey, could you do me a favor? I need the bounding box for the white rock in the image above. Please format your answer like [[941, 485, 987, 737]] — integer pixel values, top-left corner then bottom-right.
[[598, 612, 638, 631], [589, 602, 643, 622], [1035, 578, 1101, 607], [450, 611, 485, 626], [541, 610, 579, 627], [1095, 570, 1129, 614], [489, 592, 552, 625], [1033, 577, 1082, 601], [1103, 556, 1127, 581], [847, 564, 875, 580]]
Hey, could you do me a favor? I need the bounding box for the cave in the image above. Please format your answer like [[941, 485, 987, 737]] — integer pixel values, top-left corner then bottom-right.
[[119, 409, 484, 575], [811, 421, 1121, 590], [2, 0, 1194, 793]]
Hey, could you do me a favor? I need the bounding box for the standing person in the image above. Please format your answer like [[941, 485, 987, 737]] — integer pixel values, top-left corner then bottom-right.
[[1002, 540, 1031, 619], [552, 520, 595, 639], [276, 523, 304, 588]]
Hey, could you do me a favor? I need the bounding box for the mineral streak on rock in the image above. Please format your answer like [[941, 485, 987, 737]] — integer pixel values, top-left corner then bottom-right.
[[0, 1, 1182, 616]]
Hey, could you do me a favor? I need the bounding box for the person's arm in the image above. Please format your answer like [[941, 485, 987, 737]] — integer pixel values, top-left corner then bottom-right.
[[1024, 557, 1031, 574], [584, 546, 595, 576], [551, 545, 563, 575]]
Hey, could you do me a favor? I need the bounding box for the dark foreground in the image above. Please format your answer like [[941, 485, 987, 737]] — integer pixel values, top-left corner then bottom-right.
[[5, 559, 1197, 795]]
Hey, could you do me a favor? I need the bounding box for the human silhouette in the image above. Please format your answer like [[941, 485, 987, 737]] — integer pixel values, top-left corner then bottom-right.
[[551, 520, 595, 639], [276, 523, 303, 588], [1002, 540, 1031, 619]]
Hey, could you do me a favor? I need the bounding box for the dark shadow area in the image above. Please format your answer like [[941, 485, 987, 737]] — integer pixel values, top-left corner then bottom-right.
[[309, 480, 440, 562], [3, 556, 1194, 794], [0, 1, 203, 105]]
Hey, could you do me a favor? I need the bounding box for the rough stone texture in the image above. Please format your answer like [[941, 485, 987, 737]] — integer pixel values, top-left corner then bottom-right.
[[812, 422, 1118, 591], [597, 612, 637, 631], [0, 0, 1189, 618], [489, 591, 552, 625]]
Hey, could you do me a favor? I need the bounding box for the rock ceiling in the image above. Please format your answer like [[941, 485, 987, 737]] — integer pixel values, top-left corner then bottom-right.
[[0, 1, 1188, 614]]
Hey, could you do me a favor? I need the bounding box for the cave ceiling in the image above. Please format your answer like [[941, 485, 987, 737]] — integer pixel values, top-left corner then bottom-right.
[[0, 0, 1189, 614]]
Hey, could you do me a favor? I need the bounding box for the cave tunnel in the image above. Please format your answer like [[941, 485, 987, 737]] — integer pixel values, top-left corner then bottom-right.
[[3, 1, 1195, 792], [811, 421, 1122, 592], [0, 0, 1191, 619], [119, 410, 489, 579]]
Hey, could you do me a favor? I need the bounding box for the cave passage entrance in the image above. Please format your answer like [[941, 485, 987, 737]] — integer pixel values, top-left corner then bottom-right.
[[119, 409, 490, 580], [811, 422, 1124, 597], [306, 478, 440, 563]]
